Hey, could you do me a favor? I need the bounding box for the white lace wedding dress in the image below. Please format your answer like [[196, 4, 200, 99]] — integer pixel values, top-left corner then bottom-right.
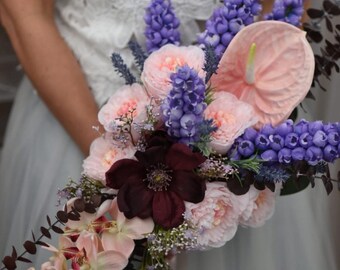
[[0, 1, 338, 269]]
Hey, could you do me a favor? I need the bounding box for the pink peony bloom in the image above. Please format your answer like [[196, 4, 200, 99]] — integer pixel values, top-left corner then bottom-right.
[[141, 44, 205, 99], [240, 186, 279, 228], [101, 199, 154, 258], [184, 182, 249, 249], [204, 92, 258, 154], [98, 83, 150, 141], [82, 135, 136, 184], [210, 21, 314, 128]]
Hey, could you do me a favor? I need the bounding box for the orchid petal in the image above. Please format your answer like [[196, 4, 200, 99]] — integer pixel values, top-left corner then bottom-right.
[[94, 250, 128, 270], [211, 21, 314, 128], [101, 231, 135, 258]]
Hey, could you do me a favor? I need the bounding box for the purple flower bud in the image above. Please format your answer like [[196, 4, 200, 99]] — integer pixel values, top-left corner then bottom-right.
[[261, 124, 275, 136], [261, 150, 278, 162], [292, 147, 306, 161], [299, 132, 313, 148], [323, 123, 338, 133], [305, 146, 323, 165], [243, 127, 258, 141], [312, 130, 327, 148], [238, 140, 255, 157], [255, 134, 270, 150], [275, 120, 294, 136], [294, 119, 309, 135], [323, 145, 338, 162], [327, 131, 340, 146], [308, 121, 323, 135], [284, 132, 299, 149], [278, 148, 292, 164], [269, 134, 284, 151]]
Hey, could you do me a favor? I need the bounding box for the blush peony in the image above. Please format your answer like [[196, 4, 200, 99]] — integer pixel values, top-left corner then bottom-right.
[[82, 135, 136, 184], [141, 44, 205, 99], [204, 92, 258, 154], [184, 182, 250, 249], [98, 83, 150, 142], [240, 186, 279, 228]]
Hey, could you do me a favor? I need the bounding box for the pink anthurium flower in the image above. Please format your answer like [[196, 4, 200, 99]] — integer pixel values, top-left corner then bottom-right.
[[211, 21, 315, 128], [101, 199, 154, 258]]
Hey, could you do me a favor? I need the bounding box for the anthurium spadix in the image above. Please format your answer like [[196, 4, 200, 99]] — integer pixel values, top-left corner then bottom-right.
[[210, 21, 315, 128]]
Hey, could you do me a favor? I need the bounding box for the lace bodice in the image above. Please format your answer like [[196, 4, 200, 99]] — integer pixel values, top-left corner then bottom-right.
[[55, 0, 220, 106]]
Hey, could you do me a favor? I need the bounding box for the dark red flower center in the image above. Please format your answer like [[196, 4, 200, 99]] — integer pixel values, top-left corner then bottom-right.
[[144, 164, 172, 191]]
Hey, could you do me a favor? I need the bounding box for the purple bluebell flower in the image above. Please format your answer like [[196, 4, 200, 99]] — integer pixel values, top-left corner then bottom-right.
[[243, 127, 258, 141], [327, 131, 340, 146], [269, 134, 284, 151], [276, 119, 294, 137], [144, 0, 181, 53], [294, 119, 309, 134], [238, 140, 255, 157], [308, 121, 323, 135], [278, 148, 292, 163], [299, 132, 313, 148], [255, 134, 270, 150], [292, 147, 306, 161], [198, 0, 262, 58], [285, 132, 299, 149], [260, 124, 275, 136], [323, 123, 338, 133], [313, 130, 328, 148], [264, 0, 304, 26], [323, 145, 338, 162], [161, 65, 206, 144], [261, 150, 278, 162], [305, 146, 323, 165]]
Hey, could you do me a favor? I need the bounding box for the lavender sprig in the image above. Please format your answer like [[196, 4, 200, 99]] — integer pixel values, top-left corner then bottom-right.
[[111, 53, 136, 85], [203, 45, 220, 83], [128, 41, 148, 72]]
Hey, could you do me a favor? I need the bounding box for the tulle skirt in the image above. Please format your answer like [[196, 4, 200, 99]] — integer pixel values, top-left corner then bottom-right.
[[0, 77, 339, 270], [0, 77, 83, 266]]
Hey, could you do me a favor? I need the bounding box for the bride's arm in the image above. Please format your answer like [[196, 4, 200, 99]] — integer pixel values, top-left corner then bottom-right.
[[0, 0, 102, 156]]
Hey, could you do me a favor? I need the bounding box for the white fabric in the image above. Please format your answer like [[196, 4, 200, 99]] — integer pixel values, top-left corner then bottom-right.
[[0, 0, 339, 269]]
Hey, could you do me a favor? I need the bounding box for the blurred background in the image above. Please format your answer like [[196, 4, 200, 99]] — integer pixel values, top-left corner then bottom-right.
[[0, 26, 23, 151]]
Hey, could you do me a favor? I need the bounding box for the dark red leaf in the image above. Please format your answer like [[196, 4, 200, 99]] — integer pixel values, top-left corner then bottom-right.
[[52, 225, 64, 234], [36, 241, 49, 247], [326, 17, 333, 32], [74, 198, 85, 212], [307, 8, 324, 18], [84, 203, 96, 214], [91, 195, 102, 207], [46, 215, 51, 227], [11, 246, 17, 260], [324, 0, 340, 15], [17, 256, 32, 263], [321, 175, 333, 195], [23, 240, 36, 254], [2, 256, 17, 269], [40, 226, 51, 239], [67, 212, 81, 221], [57, 210, 68, 223]]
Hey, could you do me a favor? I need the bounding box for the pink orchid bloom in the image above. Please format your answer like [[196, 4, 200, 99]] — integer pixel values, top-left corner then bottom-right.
[[66, 198, 112, 232], [211, 21, 314, 128], [101, 199, 154, 258], [41, 236, 76, 270], [75, 230, 128, 270]]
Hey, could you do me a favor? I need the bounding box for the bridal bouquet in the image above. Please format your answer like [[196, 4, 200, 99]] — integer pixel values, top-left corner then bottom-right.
[[2, 0, 340, 270]]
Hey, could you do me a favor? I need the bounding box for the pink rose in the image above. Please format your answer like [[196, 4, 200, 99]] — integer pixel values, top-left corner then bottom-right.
[[185, 182, 249, 249], [98, 83, 150, 142], [204, 92, 258, 154], [141, 44, 205, 99], [240, 186, 279, 228], [82, 135, 136, 184]]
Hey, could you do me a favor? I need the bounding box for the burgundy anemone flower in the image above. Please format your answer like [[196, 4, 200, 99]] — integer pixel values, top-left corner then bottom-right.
[[105, 137, 206, 229]]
